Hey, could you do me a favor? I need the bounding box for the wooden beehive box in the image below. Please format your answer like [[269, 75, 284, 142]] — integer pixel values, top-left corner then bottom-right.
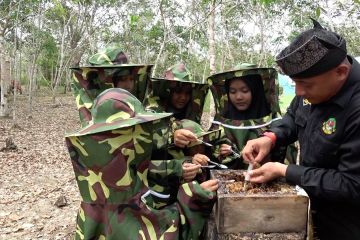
[[211, 170, 309, 235]]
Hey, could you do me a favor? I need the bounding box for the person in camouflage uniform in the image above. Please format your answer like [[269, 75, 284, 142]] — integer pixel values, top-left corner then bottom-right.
[[71, 46, 153, 126], [177, 120, 223, 182], [147, 64, 233, 170], [65, 88, 218, 240], [143, 62, 214, 192], [143, 63, 209, 122], [206, 64, 297, 168], [149, 119, 222, 204], [166, 120, 223, 180]]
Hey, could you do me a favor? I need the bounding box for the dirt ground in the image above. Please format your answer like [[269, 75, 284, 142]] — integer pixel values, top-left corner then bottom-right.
[[0, 94, 81, 240], [0, 92, 215, 240]]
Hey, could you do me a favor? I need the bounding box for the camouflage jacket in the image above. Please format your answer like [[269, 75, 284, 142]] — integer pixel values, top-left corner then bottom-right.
[[65, 88, 216, 240], [208, 66, 297, 167], [71, 65, 152, 127], [70, 46, 152, 127], [144, 63, 210, 123]]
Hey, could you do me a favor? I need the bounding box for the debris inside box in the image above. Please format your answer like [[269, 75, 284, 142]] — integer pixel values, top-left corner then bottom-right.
[[207, 230, 306, 240], [215, 170, 297, 195]]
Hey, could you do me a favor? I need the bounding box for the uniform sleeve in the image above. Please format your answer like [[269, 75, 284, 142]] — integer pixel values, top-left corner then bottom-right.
[[286, 105, 360, 205], [71, 82, 93, 127], [209, 124, 241, 167], [148, 159, 184, 205], [213, 135, 241, 166], [176, 181, 217, 239]]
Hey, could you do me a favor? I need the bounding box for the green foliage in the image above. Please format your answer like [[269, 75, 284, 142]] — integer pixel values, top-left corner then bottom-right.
[[129, 15, 140, 30], [1, 0, 360, 100], [37, 33, 58, 81], [259, 0, 278, 5], [201, 0, 213, 4], [53, 0, 67, 18]]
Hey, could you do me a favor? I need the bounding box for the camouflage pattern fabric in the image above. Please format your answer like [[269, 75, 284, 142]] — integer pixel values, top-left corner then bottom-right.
[[164, 120, 224, 184], [201, 123, 243, 169], [149, 119, 222, 200], [144, 63, 210, 123], [88, 46, 128, 66], [180, 119, 222, 148], [70, 46, 153, 126], [233, 62, 258, 69], [208, 67, 281, 118], [179, 120, 224, 182], [167, 120, 223, 160], [207, 66, 297, 167], [65, 88, 216, 239]]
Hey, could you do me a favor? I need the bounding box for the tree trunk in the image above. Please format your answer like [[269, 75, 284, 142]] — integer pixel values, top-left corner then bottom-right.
[[64, 70, 70, 94], [11, 55, 17, 125], [152, 0, 167, 77], [220, 3, 225, 71], [28, 1, 44, 115], [28, 54, 37, 116], [51, 14, 70, 104], [0, 51, 9, 117], [12, 1, 22, 124], [258, 4, 265, 66], [202, 59, 209, 83], [0, 45, 11, 118], [208, 0, 216, 75]]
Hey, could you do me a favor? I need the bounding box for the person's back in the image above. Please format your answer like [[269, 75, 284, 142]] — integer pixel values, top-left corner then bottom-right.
[[65, 88, 218, 239]]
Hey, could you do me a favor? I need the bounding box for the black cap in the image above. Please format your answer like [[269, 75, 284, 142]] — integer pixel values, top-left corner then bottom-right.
[[276, 18, 347, 78]]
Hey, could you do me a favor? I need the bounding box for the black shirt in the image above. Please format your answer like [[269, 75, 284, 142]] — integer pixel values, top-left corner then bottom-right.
[[271, 56, 360, 240]]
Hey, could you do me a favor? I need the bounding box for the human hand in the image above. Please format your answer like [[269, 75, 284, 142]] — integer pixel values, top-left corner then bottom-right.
[[192, 153, 209, 166], [219, 144, 232, 156], [245, 162, 287, 183], [242, 137, 273, 164], [182, 162, 201, 182], [174, 129, 198, 148], [200, 179, 219, 192]]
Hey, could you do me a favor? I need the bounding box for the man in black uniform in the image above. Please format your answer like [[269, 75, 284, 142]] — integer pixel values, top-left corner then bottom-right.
[[242, 19, 360, 240]]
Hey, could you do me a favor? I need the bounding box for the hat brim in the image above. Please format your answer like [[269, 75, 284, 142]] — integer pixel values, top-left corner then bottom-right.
[[150, 78, 207, 85], [208, 67, 275, 80], [70, 64, 153, 69], [66, 112, 172, 137]]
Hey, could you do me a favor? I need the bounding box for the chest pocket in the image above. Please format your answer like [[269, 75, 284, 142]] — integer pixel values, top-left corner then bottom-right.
[[307, 129, 339, 168]]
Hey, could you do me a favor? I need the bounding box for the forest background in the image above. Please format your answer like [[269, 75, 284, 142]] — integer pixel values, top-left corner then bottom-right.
[[0, 1, 360, 239], [1, 0, 360, 117]]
